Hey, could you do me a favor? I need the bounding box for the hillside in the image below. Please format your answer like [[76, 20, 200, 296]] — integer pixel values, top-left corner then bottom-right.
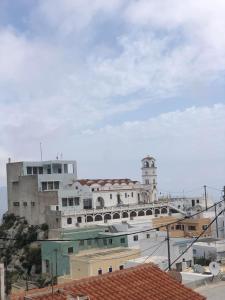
[[0, 214, 50, 294]]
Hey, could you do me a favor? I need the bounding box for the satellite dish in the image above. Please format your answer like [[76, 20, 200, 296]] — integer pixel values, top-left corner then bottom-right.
[[193, 264, 204, 274], [209, 262, 220, 276]]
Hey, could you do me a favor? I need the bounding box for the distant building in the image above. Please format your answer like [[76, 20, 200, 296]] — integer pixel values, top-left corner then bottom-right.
[[7, 159, 77, 225], [11, 264, 205, 300], [152, 215, 212, 238], [193, 238, 225, 263], [58, 247, 140, 282]]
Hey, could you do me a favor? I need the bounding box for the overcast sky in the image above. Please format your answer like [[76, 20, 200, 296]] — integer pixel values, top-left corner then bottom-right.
[[0, 0, 225, 200]]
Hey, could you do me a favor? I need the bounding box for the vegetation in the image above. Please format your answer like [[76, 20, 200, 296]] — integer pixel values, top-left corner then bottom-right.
[[0, 213, 49, 294]]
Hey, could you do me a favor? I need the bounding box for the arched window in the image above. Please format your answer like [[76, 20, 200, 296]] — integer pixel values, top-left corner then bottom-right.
[[146, 210, 152, 215], [138, 210, 145, 216], [144, 161, 149, 168], [155, 208, 160, 215], [67, 217, 72, 224], [104, 214, 111, 221], [161, 208, 167, 214], [86, 215, 93, 222], [95, 215, 103, 221], [113, 213, 120, 219], [122, 212, 129, 218], [130, 211, 137, 218]]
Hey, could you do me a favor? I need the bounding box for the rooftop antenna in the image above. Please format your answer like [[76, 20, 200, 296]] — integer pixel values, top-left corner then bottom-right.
[[40, 142, 43, 161]]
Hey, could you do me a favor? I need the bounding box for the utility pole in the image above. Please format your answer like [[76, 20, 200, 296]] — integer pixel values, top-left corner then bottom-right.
[[214, 203, 219, 238], [203, 185, 208, 211], [54, 249, 58, 285], [166, 225, 171, 271]]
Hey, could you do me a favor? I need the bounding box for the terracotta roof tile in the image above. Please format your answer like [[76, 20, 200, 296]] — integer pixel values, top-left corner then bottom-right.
[[11, 264, 205, 300]]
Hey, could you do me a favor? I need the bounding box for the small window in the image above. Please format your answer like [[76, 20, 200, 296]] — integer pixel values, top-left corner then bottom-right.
[[120, 238, 125, 244], [48, 182, 54, 190], [109, 267, 113, 273], [133, 235, 138, 241], [33, 167, 37, 175], [23, 202, 27, 207], [62, 198, 67, 207], [42, 182, 47, 191], [56, 218, 59, 223], [110, 194, 112, 199], [92, 188, 95, 192], [54, 181, 59, 189], [196, 199, 199, 204], [125, 193, 127, 198], [188, 225, 196, 231], [131, 192, 133, 197], [119, 265, 124, 270], [27, 167, 32, 175], [77, 216, 82, 223], [79, 240, 84, 246], [39, 167, 43, 174], [13, 202, 20, 206], [47, 167, 51, 174], [193, 249, 197, 255], [68, 247, 73, 254], [67, 217, 72, 224], [108, 239, 112, 245], [98, 269, 102, 275], [146, 234, 150, 239], [74, 197, 80, 206], [202, 225, 208, 230], [31, 202, 35, 206], [68, 198, 74, 206]]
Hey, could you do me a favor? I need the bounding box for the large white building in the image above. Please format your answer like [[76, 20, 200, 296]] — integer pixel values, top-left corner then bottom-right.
[[6, 155, 185, 228]]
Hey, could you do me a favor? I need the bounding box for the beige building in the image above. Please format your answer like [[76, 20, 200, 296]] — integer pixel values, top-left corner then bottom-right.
[[153, 216, 212, 238], [58, 247, 140, 282]]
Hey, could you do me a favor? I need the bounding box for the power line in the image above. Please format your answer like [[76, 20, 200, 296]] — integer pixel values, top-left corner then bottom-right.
[[0, 199, 224, 243], [164, 208, 225, 271]]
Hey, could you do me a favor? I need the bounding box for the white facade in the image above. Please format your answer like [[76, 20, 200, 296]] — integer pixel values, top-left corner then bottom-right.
[[193, 240, 225, 262]]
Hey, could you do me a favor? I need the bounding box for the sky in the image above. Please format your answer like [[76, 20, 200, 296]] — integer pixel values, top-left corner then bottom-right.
[[0, 0, 225, 201]]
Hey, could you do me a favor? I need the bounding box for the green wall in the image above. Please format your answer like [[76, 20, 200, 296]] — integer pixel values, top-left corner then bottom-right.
[[41, 226, 128, 276]]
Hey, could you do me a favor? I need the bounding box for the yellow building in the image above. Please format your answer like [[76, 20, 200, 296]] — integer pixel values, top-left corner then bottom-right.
[[58, 247, 140, 282], [153, 216, 211, 238]]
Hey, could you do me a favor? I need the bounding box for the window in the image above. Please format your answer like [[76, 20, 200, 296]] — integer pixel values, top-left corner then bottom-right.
[[47, 166, 51, 174], [131, 192, 133, 197], [74, 197, 80, 206], [193, 249, 197, 255], [33, 167, 37, 175], [87, 239, 92, 246], [23, 202, 27, 207], [67, 217, 72, 224], [202, 225, 208, 230], [108, 239, 112, 245], [120, 238, 125, 244], [175, 224, 183, 230], [31, 202, 35, 206], [68, 247, 73, 254], [110, 194, 112, 199], [77, 217, 82, 223], [45, 260, 50, 273], [119, 265, 124, 270], [42, 182, 47, 191], [13, 202, 20, 206], [39, 167, 43, 174], [146, 234, 150, 239], [109, 267, 113, 273], [188, 225, 196, 231], [27, 167, 32, 175], [103, 239, 107, 246], [98, 269, 102, 275], [62, 198, 67, 207], [68, 198, 74, 206], [92, 188, 95, 192], [196, 199, 199, 204], [83, 198, 92, 209], [48, 182, 53, 190], [125, 193, 127, 198], [133, 235, 138, 241], [54, 181, 59, 189], [79, 240, 84, 246]]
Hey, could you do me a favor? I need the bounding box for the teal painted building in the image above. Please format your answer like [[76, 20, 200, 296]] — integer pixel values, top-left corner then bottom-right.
[[41, 226, 128, 276]]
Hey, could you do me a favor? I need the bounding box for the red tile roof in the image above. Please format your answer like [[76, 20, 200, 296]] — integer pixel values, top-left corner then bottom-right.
[[11, 264, 205, 300], [77, 178, 138, 186]]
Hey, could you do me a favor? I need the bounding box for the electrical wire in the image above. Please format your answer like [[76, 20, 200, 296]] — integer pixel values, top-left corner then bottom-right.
[[164, 208, 225, 271], [0, 198, 224, 243]]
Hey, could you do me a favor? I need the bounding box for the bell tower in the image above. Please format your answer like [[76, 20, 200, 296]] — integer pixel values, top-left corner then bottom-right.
[[141, 156, 157, 202]]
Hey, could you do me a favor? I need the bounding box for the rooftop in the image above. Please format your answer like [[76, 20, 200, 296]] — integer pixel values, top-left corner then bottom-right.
[[12, 264, 205, 300]]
